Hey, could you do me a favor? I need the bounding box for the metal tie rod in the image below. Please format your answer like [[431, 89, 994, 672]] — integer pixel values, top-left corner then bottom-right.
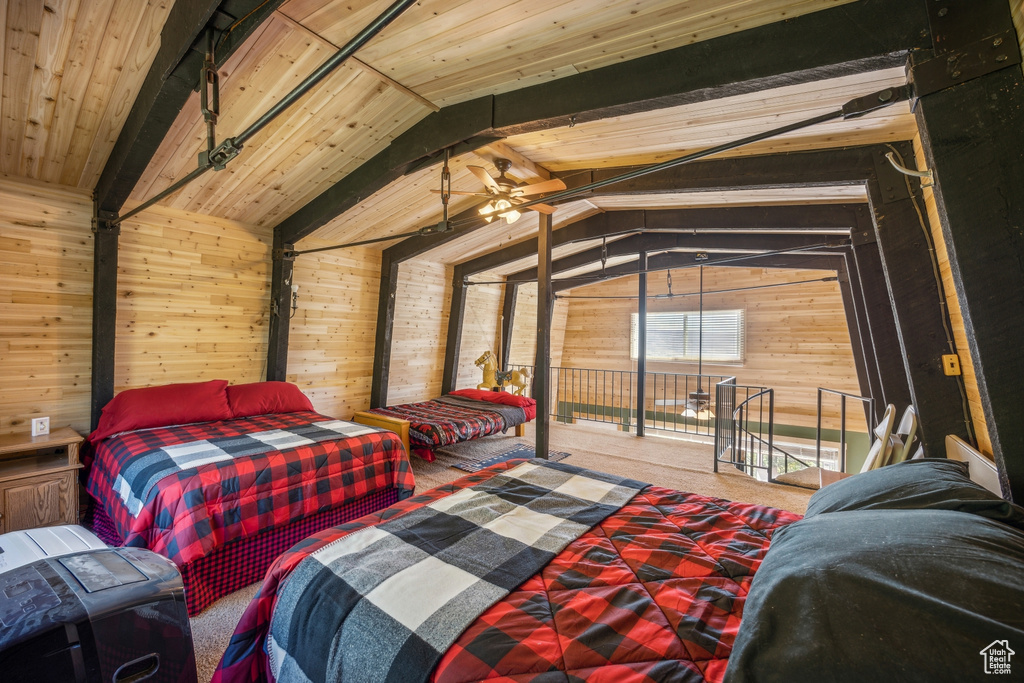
[[113, 0, 419, 227]]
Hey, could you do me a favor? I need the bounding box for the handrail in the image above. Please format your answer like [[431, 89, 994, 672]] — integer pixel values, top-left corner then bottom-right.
[[816, 388, 875, 472]]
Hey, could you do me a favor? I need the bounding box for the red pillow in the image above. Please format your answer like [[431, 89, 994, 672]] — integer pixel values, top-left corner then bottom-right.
[[89, 380, 232, 443], [227, 381, 314, 419], [449, 388, 536, 408]]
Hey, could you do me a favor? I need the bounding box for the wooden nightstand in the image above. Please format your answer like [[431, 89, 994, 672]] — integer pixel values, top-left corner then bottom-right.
[[0, 427, 84, 534]]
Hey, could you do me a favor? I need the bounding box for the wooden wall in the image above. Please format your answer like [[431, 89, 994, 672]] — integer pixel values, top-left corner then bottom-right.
[[0, 177, 93, 437], [286, 239, 381, 418], [507, 283, 569, 371], [387, 259, 451, 404], [556, 266, 865, 431], [455, 279, 503, 390], [114, 205, 273, 390]]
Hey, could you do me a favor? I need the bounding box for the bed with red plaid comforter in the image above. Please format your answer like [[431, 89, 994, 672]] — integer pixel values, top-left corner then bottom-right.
[[368, 394, 531, 460], [86, 411, 415, 579], [213, 459, 800, 683]]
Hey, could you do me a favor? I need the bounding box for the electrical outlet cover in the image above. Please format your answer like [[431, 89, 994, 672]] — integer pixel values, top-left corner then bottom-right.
[[31, 417, 50, 436]]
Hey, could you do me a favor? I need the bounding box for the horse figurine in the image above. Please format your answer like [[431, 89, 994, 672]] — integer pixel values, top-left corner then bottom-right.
[[475, 351, 499, 390], [509, 366, 532, 396]]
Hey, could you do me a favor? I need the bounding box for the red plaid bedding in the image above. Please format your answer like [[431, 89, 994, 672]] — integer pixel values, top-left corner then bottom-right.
[[214, 460, 799, 683], [85, 411, 415, 570], [368, 396, 529, 460]]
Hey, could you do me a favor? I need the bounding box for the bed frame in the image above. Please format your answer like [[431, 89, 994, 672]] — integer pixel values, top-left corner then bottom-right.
[[352, 409, 525, 457], [945, 434, 1002, 497]]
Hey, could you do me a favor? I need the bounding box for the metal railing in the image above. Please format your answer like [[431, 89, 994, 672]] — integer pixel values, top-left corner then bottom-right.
[[511, 364, 728, 436], [714, 381, 810, 482], [816, 388, 875, 473]]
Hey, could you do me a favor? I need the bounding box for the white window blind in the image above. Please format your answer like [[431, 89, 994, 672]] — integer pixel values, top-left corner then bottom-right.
[[630, 310, 745, 363]]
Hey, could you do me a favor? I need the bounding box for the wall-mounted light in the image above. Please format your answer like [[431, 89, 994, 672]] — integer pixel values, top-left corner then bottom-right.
[[290, 283, 299, 319]]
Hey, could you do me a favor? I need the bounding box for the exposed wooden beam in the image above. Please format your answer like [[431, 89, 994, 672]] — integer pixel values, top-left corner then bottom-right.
[[914, 21, 1024, 499], [472, 141, 551, 182]]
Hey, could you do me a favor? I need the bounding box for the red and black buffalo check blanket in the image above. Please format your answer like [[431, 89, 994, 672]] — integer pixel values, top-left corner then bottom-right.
[[214, 460, 800, 683], [86, 411, 415, 569], [368, 395, 528, 460]]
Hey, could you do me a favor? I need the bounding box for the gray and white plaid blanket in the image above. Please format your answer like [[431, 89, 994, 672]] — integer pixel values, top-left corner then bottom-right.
[[114, 419, 380, 518], [267, 460, 647, 683]]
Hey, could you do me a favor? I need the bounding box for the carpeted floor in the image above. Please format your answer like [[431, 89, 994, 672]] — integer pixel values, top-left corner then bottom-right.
[[189, 421, 814, 681]]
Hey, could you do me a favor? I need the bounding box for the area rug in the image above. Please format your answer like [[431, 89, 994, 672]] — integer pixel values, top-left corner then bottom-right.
[[450, 444, 571, 472]]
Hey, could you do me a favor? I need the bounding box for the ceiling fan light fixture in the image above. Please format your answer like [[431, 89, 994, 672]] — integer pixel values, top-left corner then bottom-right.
[[480, 198, 521, 225]]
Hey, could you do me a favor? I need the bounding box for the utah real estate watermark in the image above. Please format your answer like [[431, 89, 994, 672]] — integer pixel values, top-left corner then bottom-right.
[[980, 640, 1014, 675]]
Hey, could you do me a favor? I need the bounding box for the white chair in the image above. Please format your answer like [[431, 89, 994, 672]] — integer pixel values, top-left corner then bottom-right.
[[859, 404, 896, 473], [888, 405, 918, 464]]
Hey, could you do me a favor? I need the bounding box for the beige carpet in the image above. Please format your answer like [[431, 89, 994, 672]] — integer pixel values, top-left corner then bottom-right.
[[190, 421, 813, 681]]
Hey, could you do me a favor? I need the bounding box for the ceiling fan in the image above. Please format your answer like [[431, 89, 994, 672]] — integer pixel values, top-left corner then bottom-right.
[[433, 158, 566, 224]]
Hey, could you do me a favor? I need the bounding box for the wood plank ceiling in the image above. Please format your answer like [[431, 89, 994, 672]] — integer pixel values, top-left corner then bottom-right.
[[3, 0, 916, 262]]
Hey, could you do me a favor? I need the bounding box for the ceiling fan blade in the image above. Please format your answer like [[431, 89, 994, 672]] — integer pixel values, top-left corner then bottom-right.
[[527, 202, 557, 214], [510, 178, 567, 196], [429, 189, 492, 196], [468, 165, 502, 193]]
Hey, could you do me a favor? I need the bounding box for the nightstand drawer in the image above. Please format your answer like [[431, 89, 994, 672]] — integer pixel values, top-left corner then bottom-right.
[[0, 470, 77, 534]]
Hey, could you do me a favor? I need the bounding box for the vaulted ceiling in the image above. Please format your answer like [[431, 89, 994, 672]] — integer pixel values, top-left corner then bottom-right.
[[2, 0, 916, 268]]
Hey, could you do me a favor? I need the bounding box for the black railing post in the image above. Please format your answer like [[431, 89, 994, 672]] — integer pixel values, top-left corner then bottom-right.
[[636, 251, 647, 437]]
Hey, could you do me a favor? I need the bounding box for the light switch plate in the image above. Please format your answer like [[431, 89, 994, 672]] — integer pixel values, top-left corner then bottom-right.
[[31, 417, 50, 436]]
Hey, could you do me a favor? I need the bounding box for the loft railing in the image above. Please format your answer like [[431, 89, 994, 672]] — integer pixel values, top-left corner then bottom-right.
[[816, 388, 876, 472], [714, 381, 810, 482], [508, 364, 728, 437]]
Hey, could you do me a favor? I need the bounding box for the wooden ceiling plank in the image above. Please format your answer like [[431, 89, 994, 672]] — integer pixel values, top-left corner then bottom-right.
[[21, 0, 81, 180], [78, 0, 174, 189], [2, 1, 44, 177], [293, 0, 925, 252], [40, 0, 115, 184], [274, 9, 438, 112], [131, 18, 293, 205]]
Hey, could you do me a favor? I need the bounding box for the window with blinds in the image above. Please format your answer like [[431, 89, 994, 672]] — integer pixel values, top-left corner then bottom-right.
[[630, 310, 745, 363]]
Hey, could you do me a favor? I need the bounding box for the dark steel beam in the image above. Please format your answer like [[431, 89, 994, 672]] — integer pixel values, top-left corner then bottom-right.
[[501, 283, 518, 372], [914, 0, 1024, 499], [867, 142, 970, 460], [89, 217, 119, 430], [95, 0, 285, 214], [506, 231, 854, 283], [636, 251, 648, 438], [535, 213, 553, 459], [265, 234, 294, 381], [464, 204, 863, 278], [441, 266, 468, 394], [370, 255, 400, 408]]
